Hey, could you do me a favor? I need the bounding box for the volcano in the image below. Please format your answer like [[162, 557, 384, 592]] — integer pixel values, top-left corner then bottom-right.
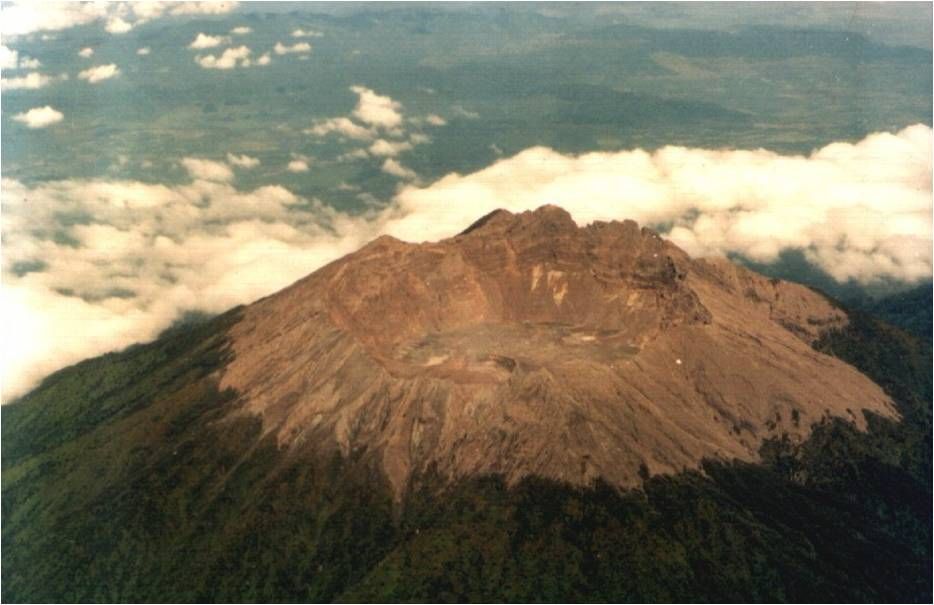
[[3, 205, 928, 603], [219, 205, 893, 495]]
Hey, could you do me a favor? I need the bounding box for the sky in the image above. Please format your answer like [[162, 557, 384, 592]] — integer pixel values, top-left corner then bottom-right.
[[1, 1, 932, 400]]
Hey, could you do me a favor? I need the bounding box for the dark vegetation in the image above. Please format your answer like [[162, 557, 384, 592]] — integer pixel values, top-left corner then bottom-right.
[[2, 305, 930, 602], [858, 283, 933, 342]]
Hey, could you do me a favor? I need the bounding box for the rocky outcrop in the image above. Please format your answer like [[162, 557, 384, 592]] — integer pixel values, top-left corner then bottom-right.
[[219, 205, 896, 496]]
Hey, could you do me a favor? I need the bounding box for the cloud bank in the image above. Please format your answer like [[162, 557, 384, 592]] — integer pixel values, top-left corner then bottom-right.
[[0, 1, 239, 38], [384, 124, 932, 285], [2, 173, 368, 400], [2, 125, 930, 400]]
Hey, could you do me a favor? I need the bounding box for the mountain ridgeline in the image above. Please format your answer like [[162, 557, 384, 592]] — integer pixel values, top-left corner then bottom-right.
[[2, 206, 930, 602]]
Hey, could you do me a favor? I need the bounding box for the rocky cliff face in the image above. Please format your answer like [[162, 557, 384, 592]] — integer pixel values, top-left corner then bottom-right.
[[218, 205, 896, 496]]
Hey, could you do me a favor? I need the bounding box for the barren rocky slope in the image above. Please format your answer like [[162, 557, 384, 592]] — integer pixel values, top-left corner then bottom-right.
[[219, 205, 896, 496]]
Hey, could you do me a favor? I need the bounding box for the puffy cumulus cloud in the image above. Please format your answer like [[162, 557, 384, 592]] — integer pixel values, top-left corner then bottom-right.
[[1, 71, 66, 91], [78, 46, 94, 57], [230, 25, 252, 35], [0, 1, 239, 38], [426, 114, 447, 126], [273, 41, 312, 55], [12, 105, 63, 128], [227, 152, 260, 168], [381, 158, 417, 180], [288, 159, 310, 173], [104, 16, 134, 34], [351, 85, 403, 130], [195, 46, 256, 70], [384, 124, 932, 284], [137, 47, 151, 56], [77, 63, 120, 83], [368, 139, 413, 157], [180, 157, 235, 182], [189, 32, 230, 49], [306, 85, 415, 153]]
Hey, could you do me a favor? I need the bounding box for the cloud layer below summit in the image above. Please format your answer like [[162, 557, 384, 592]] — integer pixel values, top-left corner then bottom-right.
[[3, 125, 931, 399]]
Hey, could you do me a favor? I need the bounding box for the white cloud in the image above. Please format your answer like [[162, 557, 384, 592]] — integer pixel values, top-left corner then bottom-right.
[[105, 16, 134, 34], [227, 152, 260, 168], [381, 158, 417, 180], [306, 87, 413, 153], [0, 1, 239, 38], [1, 45, 19, 69], [426, 114, 447, 126], [164, 2, 239, 17], [180, 157, 235, 182], [256, 52, 271, 66], [189, 32, 230, 49], [12, 105, 63, 128], [273, 41, 312, 55], [1, 174, 361, 399], [1, 2, 108, 37], [383, 124, 933, 285], [195, 46, 254, 70], [368, 139, 413, 157], [306, 116, 374, 141], [1, 44, 40, 70], [287, 159, 310, 173], [1, 71, 63, 90], [230, 25, 252, 35], [291, 28, 322, 38], [351, 85, 403, 129], [137, 47, 151, 56], [79, 47, 95, 58], [78, 63, 120, 83]]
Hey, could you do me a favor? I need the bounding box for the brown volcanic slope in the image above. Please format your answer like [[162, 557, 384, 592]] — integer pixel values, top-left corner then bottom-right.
[[219, 205, 896, 496]]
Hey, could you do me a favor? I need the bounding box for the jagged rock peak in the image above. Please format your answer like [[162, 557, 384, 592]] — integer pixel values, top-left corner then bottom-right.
[[458, 205, 584, 238]]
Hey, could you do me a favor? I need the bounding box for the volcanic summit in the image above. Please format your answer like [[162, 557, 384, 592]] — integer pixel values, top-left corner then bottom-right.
[[215, 205, 895, 496]]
